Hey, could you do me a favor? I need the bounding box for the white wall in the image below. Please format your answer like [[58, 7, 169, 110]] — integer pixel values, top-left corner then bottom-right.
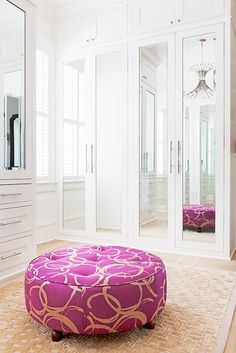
[[35, 3, 57, 244]]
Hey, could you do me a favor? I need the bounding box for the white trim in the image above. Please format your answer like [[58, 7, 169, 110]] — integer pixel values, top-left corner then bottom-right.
[[36, 182, 57, 193], [57, 235, 232, 260], [36, 220, 57, 228]]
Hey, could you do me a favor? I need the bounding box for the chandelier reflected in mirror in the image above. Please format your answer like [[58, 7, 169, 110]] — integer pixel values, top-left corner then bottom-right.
[[187, 38, 215, 99]]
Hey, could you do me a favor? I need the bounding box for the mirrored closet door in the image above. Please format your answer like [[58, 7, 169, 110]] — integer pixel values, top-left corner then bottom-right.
[[176, 24, 224, 252], [61, 56, 90, 233], [131, 35, 176, 248], [0, 0, 33, 179], [59, 45, 127, 240]]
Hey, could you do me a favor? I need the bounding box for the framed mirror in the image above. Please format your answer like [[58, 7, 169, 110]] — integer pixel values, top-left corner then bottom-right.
[[0, 0, 25, 171], [182, 32, 216, 243], [139, 42, 169, 239], [62, 58, 88, 231]]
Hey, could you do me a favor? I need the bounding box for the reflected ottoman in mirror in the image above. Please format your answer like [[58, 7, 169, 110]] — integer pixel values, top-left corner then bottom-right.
[[183, 204, 215, 232], [25, 245, 167, 341]]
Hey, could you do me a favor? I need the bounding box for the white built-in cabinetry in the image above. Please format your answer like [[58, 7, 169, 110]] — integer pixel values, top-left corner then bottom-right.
[[131, 0, 225, 34], [56, 0, 235, 259], [57, 4, 128, 50], [0, 0, 36, 281]]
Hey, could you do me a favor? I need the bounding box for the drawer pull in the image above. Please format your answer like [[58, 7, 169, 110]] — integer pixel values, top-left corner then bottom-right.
[[1, 251, 22, 260], [0, 220, 22, 226], [1, 193, 22, 197]]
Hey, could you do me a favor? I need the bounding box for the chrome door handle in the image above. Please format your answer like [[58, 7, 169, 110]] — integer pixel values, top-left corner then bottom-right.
[[177, 140, 181, 174], [1, 251, 22, 260], [0, 220, 22, 226], [170, 141, 173, 174], [91, 144, 95, 174], [1, 193, 22, 197]]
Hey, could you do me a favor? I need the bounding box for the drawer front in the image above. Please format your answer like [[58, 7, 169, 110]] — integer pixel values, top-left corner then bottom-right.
[[0, 236, 33, 272], [0, 184, 32, 205], [0, 206, 33, 239]]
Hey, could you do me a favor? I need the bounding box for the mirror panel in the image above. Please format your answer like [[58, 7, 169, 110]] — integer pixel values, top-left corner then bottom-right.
[[96, 51, 123, 233], [182, 32, 216, 243], [62, 59, 88, 231], [0, 0, 25, 171], [139, 42, 168, 239]]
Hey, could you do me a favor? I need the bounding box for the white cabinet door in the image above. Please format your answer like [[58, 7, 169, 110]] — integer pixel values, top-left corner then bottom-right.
[[95, 5, 127, 43], [131, 0, 175, 35], [177, 0, 225, 24], [57, 15, 96, 50], [57, 5, 127, 50]]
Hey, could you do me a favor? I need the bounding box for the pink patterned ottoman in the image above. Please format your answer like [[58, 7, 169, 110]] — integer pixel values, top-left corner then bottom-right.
[[25, 245, 167, 342], [183, 204, 215, 232]]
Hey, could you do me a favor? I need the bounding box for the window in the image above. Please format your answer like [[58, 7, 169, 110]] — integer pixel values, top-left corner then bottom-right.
[[36, 50, 49, 179], [63, 63, 86, 179]]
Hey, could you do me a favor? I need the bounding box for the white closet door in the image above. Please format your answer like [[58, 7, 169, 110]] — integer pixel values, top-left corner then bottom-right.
[[131, 0, 175, 35], [130, 34, 176, 251], [91, 44, 128, 240], [176, 0, 225, 25], [175, 24, 225, 254]]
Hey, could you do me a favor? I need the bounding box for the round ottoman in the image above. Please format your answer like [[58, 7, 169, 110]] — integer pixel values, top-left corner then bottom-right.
[[25, 245, 167, 341]]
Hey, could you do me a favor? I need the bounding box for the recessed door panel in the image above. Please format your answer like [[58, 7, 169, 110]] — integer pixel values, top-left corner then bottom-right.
[[179, 0, 224, 24], [131, 0, 174, 34]]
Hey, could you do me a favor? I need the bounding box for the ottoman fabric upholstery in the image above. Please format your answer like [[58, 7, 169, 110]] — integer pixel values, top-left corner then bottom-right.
[[183, 204, 215, 231], [25, 245, 167, 335]]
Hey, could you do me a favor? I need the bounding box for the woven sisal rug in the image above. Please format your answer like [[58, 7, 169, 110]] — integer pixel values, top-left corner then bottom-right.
[[0, 265, 236, 353]]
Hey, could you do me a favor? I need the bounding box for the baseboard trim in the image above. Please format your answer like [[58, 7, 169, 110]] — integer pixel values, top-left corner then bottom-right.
[[56, 236, 232, 261], [37, 237, 57, 245], [0, 268, 25, 287]]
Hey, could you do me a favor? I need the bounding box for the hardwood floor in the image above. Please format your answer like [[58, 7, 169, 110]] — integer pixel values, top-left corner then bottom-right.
[[35, 240, 236, 353]]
